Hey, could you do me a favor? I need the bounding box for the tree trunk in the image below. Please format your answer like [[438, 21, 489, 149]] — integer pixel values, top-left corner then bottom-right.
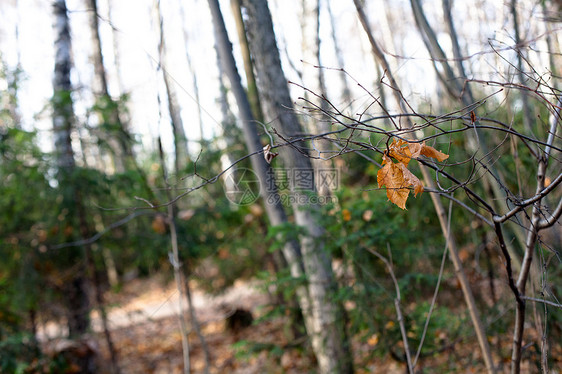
[[238, 0, 353, 372], [88, 0, 135, 173], [157, 137, 191, 374], [230, 0, 264, 123], [228, 0, 308, 340], [325, 0, 351, 104], [410, 0, 525, 270], [441, 0, 474, 103], [52, 2, 95, 372], [542, 1, 560, 88], [155, 0, 189, 173], [409, 0, 463, 100], [300, 0, 324, 110], [107, 0, 125, 95], [509, 0, 534, 134], [510, 97, 561, 374], [76, 190, 121, 374], [208, 0, 312, 331], [300, 0, 333, 196], [178, 0, 205, 140]]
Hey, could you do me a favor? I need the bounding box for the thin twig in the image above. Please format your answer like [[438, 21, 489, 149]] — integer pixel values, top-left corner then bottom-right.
[[413, 200, 452, 369], [366, 245, 414, 373]]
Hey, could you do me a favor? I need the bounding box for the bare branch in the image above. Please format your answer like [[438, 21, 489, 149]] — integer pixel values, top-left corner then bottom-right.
[[522, 296, 562, 309], [48, 211, 155, 250], [538, 197, 562, 229]]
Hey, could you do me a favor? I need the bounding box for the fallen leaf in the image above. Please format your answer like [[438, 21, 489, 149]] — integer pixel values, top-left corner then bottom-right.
[[151, 215, 167, 234], [342, 209, 352, 222], [367, 334, 379, 346], [362, 210, 374, 221]]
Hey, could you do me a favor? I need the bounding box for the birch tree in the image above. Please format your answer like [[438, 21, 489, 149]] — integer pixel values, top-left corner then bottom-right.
[[239, 0, 354, 372], [87, 0, 135, 173], [208, 0, 314, 347], [154, 0, 189, 173], [299, 0, 334, 196], [52, 1, 95, 372]]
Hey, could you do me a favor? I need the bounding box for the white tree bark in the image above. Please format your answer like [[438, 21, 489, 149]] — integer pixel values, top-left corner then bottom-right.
[[239, 0, 353, 372], [53, 0, 76, 171], [52, 2, 96, 373], [300, 0, 333, 196], [208, 0, 312, 322], [154, 0, 189, 173]]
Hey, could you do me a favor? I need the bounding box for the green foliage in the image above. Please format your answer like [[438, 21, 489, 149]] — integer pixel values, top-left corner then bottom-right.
[[265, 221, 305, 253], [0, 127, 52, 325], [187, 200, 270, 294], [232, 339, 284, 361], [0, 332, 71, 374], [0, 58, 23, 128], [320, 182, 461, 360]]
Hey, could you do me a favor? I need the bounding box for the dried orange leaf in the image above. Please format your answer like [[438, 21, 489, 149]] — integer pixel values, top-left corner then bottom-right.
[[421, 144, 449, 162], [378, 158, 408, 209], [378, 155, 424, 209], [377, 157, 413, 209], [388, 139, 413, 166], [151, 215, 167, 234], [388, 139, 449, 164], [398, 163, 424, 197], [379, 139, 444, 209], [367, 334, 379, 346], [406, 142, 423, 158]]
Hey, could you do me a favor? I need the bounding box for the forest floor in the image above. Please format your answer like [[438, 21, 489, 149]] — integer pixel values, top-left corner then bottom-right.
[[89, 274, 555, 374], [93, 273, 406, 374]]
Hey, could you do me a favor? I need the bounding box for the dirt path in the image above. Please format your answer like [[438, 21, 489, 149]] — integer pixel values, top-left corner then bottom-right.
[[94, 276, 267, 333], [94, 276, 315, 374], [38, 276, 406, 373]]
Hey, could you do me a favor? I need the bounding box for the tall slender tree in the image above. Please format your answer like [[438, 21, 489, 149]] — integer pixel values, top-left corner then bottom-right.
[[409, 0, 526, 268], [509, 0, 534, 134], [208, 0, 311, 343], [208, 0, 353, 372], [52, 1, 96, 372], [300, 0, 333, 196], [88, 0, 135, 172], [239, 0, 353, 372], [324, 0, 351, 105], [230, 0, 263, 123], [154, 0, 189, 174], [178, 0, 205, 140]]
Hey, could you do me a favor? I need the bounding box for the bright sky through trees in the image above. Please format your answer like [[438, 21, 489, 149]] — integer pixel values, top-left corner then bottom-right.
[[0, 0, 425, 155]]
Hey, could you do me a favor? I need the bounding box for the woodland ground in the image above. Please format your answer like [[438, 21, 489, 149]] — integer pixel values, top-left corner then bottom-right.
[[92, 274, 407, 374], [68, 272, 559, 374]]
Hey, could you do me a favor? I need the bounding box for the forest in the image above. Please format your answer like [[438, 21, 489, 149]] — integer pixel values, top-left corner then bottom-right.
[[0, 0, 561, 373]]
